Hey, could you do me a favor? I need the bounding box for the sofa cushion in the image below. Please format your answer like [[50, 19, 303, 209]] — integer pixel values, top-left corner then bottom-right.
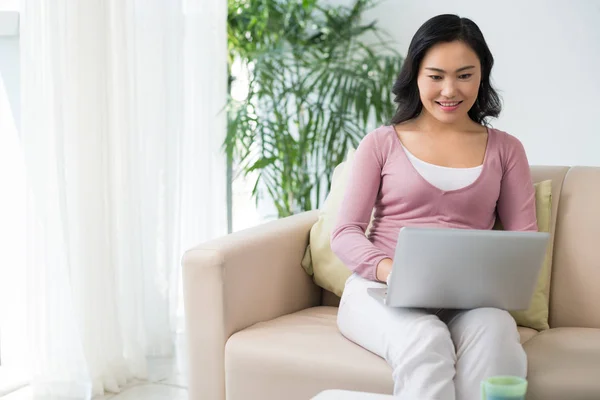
[[225, 306, 539, 400], [523, 327, 600, 400], [500, 179, 554, 331], [549, 167, 600, 329], [519, 326, 538, 344], [225, 307, 393, 400], [301, 150, 356, 297]]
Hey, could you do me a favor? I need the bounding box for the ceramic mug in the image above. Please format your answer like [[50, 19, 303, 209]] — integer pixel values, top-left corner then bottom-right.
[[481, 376, 528, 400]]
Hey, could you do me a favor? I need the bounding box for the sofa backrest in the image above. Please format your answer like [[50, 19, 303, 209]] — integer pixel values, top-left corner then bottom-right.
[[321, 166, 600, 329], [544, 167, 600, 329]]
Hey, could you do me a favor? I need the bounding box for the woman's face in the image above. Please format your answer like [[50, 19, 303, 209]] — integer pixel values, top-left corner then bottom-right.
[[417, 40, 482, 125]]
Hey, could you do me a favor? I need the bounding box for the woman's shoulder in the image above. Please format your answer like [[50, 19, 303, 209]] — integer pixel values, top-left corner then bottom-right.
[[359, 125, 398, 151], [359, 125, 397, 156], [362, 124, 397, 141], [354, 125, 399, 167], [488, 127, 529, 167], [489, 127, 525, 150]]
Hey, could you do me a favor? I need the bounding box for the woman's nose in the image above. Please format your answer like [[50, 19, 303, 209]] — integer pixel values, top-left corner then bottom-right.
[[441, 81, 457, 98]]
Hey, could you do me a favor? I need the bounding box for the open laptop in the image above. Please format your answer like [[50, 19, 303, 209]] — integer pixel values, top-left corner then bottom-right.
[[367, 227, 550, 310]]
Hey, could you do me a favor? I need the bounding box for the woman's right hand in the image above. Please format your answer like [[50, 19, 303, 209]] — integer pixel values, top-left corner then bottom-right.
[[376, 258, 393, 283]]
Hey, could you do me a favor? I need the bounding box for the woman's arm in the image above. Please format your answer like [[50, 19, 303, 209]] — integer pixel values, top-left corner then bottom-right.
[[496, 135, 538, 232], [330, 131, 391, 282]]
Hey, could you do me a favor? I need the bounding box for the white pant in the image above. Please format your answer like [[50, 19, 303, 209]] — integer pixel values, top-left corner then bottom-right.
[[337, 274, 527, 400]]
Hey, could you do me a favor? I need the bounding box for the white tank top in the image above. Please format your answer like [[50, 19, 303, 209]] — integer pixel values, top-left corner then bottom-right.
[[400, 143, 483, 191]]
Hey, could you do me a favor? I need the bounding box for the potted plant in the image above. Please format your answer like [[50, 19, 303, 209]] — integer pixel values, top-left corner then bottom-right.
[[226, 0, 402, 218]]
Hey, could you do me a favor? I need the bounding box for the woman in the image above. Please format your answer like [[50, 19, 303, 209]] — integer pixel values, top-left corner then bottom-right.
[[330, 14, 537, 400]]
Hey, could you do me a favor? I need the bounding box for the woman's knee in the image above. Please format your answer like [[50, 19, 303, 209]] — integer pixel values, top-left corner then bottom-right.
[[473, 307, 516, 327], [452, 308, 527, 379], [450, 308, 524, 369], [453, 308, 519, 340]]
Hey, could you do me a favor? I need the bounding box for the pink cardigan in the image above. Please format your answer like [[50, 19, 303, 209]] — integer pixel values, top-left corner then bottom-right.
[[330, 125, 538, 281]]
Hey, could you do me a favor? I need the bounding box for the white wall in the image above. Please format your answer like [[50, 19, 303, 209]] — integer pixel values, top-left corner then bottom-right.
[[329, 0, 600, 167]]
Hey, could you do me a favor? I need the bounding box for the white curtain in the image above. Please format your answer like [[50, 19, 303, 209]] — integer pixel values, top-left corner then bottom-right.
[[0, 67, 29, 396], [17, 0, 227, 398]]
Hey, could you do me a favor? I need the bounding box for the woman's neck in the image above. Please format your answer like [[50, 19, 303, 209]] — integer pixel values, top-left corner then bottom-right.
[[413, 112, 478, 135]]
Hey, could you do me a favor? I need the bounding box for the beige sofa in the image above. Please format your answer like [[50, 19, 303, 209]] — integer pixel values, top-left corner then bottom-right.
[[183, 166, 600, 400]]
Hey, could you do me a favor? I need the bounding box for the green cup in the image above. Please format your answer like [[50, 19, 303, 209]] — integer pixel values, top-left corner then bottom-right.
[[481, 376, 528, 400]]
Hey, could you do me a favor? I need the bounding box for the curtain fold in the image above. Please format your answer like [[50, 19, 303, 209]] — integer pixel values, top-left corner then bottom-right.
[[18, 0, 227, 397]]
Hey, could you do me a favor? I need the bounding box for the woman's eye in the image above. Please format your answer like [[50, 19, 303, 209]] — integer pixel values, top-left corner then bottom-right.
[[429, 75, 442, 81], [459, 74, 473, 79]]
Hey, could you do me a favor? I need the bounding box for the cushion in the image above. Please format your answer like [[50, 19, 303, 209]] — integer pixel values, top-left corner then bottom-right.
[[225, 307, 393, 399], [225, 307, 540, 400], [496, 180, 553, 331], [523, 327, 600, 400], [301, 149, 356, 297], [301, 153, 553, 330]]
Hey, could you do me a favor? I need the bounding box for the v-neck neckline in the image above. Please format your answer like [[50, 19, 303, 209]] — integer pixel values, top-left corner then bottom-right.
[[390, 125, 493, 195]]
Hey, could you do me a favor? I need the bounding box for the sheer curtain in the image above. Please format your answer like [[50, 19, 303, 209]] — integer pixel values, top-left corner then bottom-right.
[[18, 0, 227, 398], [0, 67, 29, 396]]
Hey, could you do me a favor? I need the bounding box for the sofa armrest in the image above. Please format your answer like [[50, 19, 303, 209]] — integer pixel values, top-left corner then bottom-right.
[[182, 210, 321, 400]]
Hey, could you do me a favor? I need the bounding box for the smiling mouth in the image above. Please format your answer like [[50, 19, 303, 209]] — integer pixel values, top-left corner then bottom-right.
[[436, 101, 463, 107]]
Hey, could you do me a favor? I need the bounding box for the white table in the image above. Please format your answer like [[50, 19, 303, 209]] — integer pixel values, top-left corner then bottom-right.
[[312, 390, 395, 399]]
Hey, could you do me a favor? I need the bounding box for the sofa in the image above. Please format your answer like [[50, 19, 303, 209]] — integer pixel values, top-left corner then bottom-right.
[[182, 166, 600, 400]]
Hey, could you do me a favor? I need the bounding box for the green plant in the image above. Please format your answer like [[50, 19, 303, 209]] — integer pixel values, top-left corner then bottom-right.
[[226, 0, 403, 218]]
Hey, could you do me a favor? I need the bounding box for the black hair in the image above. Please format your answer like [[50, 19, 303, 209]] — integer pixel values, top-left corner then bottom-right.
[[390, 14, 501, 126]]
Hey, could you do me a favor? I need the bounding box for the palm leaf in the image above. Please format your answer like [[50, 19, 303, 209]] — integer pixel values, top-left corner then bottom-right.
[[227, 0, 403, 217]]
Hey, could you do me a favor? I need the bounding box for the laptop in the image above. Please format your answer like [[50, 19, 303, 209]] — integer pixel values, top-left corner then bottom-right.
[[367, 226, 550, 310]]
